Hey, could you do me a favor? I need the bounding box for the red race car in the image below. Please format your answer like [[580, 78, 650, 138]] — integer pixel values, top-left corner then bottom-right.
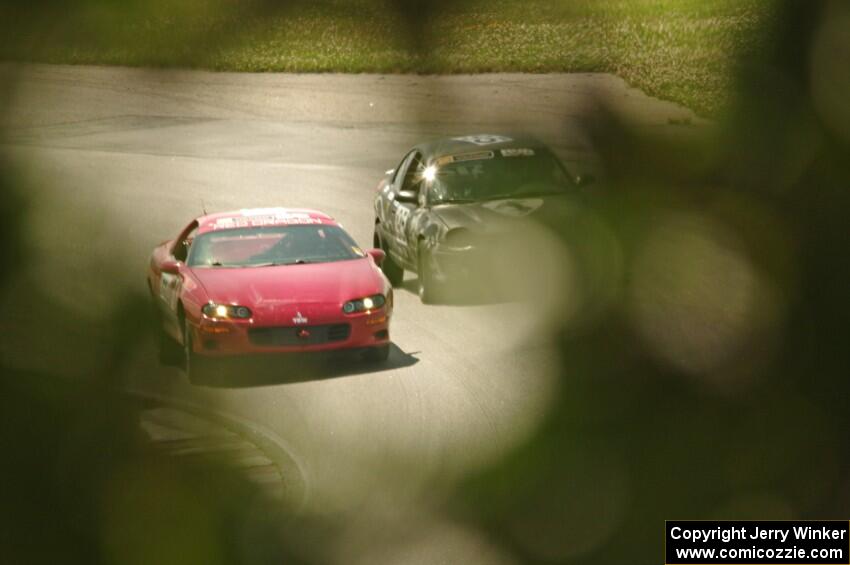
[[147, 208, 392, 382]]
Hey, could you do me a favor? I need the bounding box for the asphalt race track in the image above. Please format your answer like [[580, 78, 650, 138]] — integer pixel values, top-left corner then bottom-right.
[[1, 64, 699, 559]]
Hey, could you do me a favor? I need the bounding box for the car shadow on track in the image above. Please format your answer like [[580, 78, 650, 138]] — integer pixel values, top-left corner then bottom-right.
[[193, 343, 419, 388], [399, 277, 513, 306]]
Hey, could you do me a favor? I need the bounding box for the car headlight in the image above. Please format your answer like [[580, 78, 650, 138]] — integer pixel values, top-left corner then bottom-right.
[[342, 294, 386, 314], [202, 303, 252, 319], [443, 228, 474, 251]]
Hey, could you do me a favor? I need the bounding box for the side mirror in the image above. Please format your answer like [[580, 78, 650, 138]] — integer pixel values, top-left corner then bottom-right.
[[395, 190, 418, 204], [575, 174, 596, 187], [160, 259, 182, 274], [367, 248, 386, 265]]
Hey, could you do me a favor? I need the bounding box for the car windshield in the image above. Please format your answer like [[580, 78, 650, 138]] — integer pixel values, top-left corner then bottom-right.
[[187, 224, 363, 268], [427, 150, 573, 204]]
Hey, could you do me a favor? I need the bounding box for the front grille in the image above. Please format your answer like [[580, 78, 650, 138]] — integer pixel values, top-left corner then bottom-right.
[[327, 324, 351, 342], [248, 324, 351, 347]]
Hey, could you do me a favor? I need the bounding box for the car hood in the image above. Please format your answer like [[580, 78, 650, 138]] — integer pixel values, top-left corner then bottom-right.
[[190, 258, 384, 324], [431, 194, 574, 233]]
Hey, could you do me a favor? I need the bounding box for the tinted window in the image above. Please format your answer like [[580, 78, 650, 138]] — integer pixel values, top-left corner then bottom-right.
[[427, 150, 573, 204], [392, 150, 415, 186], [399, 152, 425, 193], [173, 222, 198, 262]]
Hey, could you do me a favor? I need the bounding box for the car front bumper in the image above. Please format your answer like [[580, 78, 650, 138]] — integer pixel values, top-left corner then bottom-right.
[[430, 244, 514, 283], [189, 308, 390, 357]]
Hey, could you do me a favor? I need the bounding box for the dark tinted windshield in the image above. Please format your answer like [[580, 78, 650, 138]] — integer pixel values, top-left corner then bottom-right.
[[427, 149, 573, 204], [187, 224, 363, 267]]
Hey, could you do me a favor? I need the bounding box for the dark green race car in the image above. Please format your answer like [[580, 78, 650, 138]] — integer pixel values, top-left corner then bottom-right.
[[372, 134, 592, 303]]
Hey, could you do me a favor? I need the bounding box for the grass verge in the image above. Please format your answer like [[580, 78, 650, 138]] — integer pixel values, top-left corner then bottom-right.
[[2, 0, 773, 115]]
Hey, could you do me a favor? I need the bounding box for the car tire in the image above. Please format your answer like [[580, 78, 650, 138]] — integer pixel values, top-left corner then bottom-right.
[[418, 243, 443, 304], [183, 319, 206, 385], [158, 327, 183, 366], [151, 293, 182, 366], [363, 344, 390, 363], [374, 228, 404, 286]]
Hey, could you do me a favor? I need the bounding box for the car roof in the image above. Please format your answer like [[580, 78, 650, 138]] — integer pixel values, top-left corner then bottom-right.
[[415, 134, 550, 161], [196, 208, 337, 234]]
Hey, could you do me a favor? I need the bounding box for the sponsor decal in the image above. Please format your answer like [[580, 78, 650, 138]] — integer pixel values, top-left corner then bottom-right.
[[239, 208, 308, 217], [452, 134, 513, 146], [212, 215, 322, 230], [438, 151, 495, 165], [501, 148, 535, 157], [292, 311, 309, 325]]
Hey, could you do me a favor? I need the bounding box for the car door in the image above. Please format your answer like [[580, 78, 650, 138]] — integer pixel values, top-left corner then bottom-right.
[[408, 177, 437, 268], [385, 150, 421, 266]]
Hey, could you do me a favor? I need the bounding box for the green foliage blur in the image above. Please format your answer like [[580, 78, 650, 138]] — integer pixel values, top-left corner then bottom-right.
[[452, 2, 850, 562]]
